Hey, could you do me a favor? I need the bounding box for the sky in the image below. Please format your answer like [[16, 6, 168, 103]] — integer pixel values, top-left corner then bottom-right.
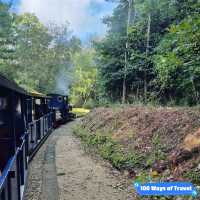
[[3, 0, 115, 42]]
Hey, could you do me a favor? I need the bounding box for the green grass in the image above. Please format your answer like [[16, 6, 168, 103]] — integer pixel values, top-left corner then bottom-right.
[[73, 125, 170, 172], [183, 170, 200, 185], [73, 125, 144, 170], [72, 108, 90, 117]]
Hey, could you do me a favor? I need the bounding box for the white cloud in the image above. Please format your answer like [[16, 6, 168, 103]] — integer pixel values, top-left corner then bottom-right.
[[19, 0, 114, 40]]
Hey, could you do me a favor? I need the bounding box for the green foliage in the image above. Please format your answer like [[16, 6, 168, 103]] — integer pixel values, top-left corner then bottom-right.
[[183, 169, 200, 184], [0, 2, 81, 94], [95, 0, 200, 106], [83, 98, 98, 109], [14, 14, 81, 93], [0, 2, 16, 79], [14, 13, 53, 92], [154, 14, 200, 105], [70, 49, 97, 107], [72, 108, 90, 117], [1, 0, 199, 106], [135, 171, 150, 184], [146, 134, 167, 167]]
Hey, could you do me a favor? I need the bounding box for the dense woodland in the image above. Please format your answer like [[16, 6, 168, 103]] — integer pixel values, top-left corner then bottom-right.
[[0, 0, 200, 106], [0, 1, 81, 94], [95, 0, 200, 106]]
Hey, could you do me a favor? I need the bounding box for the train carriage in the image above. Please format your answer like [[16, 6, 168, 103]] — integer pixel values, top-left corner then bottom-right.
[[0, 75, 28, 200], [0, 75, 55, 200]]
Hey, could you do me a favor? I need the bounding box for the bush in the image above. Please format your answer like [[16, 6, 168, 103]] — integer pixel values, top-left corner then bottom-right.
[[83, 98, 98, 109]]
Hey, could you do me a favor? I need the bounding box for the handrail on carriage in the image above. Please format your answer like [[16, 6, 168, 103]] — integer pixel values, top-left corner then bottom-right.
[[0, 111, 54, 198], [29, 112, 53, 125], [0, 149, 19, 193]]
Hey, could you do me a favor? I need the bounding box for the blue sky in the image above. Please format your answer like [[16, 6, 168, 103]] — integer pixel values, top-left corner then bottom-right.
[[3, 0, 115, 42]]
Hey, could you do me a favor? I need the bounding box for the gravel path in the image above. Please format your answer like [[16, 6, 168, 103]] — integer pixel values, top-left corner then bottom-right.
[[24, 121, 133, 200]]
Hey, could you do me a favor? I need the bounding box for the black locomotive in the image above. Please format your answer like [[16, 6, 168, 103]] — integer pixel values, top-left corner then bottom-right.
[[0, 74, 74, 200]]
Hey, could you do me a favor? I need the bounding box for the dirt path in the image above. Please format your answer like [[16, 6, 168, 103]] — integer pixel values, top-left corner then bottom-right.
[[24, 121, 133, 200]]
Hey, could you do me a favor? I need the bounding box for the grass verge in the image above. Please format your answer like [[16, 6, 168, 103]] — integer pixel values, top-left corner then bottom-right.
[[72, 108, 90, 117], [73, 125, 144, 170], [73, 125, 198, 200]]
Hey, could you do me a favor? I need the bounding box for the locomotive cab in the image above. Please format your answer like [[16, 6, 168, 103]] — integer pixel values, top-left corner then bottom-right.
[[47, 93, 74, 123]]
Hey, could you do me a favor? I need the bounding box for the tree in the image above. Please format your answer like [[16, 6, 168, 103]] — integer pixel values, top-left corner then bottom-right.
[[70, 49, 97, 107], [14, 15, 81, 93], [0, 2, 16, 79], [15, 13, 53, 92], [95, 0, 200, 105], [95, 1, 129, 101], [154, 13, 200, 105], [122, 0, 135, 103], [46, 23, 81, 94]]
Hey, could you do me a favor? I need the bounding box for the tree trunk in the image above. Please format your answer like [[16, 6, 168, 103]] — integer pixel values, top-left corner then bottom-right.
[[144, 13, 151, 104], [122, 0, 135, 104]]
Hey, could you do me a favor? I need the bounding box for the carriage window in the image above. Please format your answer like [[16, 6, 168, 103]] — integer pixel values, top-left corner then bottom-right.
[[35, 99, 41, 105], [16, 99, 22, 114], [0, 97, 7, 110], [0, 97, 8, 127]]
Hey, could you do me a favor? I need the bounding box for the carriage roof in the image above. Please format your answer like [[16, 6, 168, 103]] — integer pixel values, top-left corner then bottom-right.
[[0, 74, 27, 95]]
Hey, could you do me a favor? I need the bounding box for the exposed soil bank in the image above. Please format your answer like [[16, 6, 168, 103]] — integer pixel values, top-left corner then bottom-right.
[[74, 106, 200, 199]]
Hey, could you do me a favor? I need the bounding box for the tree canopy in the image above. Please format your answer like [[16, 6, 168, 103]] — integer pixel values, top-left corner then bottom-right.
[[0, 2, 81, 94], [95, 0, 200, 105], [0, 0, 199, 107]]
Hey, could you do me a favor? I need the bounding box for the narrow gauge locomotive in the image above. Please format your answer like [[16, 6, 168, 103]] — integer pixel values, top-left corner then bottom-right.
[[48, 93, 75, 124], [0, 75, 74, 200]]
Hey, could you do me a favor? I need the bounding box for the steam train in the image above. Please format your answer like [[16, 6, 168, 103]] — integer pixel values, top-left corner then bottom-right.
[[48, 93, 75, 124], [0, 74, 74, 200]]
